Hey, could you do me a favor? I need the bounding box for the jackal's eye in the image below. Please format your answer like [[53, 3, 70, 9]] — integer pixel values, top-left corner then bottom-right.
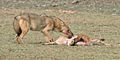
[[67, 30, 70, 33]]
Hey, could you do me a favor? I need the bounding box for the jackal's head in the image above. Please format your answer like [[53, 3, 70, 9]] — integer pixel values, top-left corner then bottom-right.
[[61, 25, 74, 38]]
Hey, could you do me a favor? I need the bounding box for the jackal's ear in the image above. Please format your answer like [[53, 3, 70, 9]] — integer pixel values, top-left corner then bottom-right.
[[41, 13, 47, 16]]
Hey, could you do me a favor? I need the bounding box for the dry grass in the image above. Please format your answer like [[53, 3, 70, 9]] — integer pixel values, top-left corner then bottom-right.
[[0, 0, 120, 60]]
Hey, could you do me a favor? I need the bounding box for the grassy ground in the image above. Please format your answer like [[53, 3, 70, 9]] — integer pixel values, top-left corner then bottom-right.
[[0, 0, 120, 60]]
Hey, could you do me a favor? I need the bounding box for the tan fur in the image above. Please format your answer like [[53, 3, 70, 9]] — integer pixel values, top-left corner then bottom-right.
[[13, 13, 73, 44], [74, 34, 111, 46], [74, 34, 91, 44], [44, 36, 76, 46], [44, 34, 111, 46]]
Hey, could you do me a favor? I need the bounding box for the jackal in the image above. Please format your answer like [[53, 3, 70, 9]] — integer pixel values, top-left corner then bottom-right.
[[13, 13, 73, 44]]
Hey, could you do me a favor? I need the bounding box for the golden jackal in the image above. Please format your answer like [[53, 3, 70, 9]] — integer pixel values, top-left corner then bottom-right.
[[13, 13, 73, 44]]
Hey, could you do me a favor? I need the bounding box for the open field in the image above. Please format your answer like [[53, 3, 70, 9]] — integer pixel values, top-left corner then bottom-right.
[[0, 0, 120, 60]]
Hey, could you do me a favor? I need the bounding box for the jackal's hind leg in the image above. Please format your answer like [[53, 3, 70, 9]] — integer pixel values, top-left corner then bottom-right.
[[17, 19, 29, 44]]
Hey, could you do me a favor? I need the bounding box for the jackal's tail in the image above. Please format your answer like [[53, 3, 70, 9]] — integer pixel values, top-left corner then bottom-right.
[[13, 16, 22, 37]]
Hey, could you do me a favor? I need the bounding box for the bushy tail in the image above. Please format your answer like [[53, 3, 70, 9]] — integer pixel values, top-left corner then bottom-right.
[[13, 16, 22, 36]]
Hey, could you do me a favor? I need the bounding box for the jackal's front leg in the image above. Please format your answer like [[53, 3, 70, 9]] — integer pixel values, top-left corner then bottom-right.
[[42, 24, 54, 43]]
